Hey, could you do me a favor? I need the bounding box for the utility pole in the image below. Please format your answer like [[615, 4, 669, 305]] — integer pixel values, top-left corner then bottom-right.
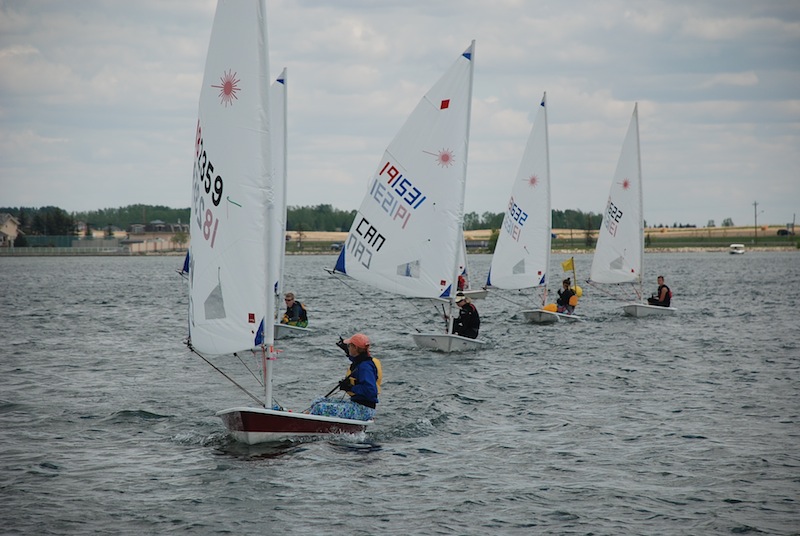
[[753, 201, 759, 245]]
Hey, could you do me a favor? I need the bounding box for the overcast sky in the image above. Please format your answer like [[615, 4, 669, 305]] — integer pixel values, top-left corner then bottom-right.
[[1, 0, 798, 227]]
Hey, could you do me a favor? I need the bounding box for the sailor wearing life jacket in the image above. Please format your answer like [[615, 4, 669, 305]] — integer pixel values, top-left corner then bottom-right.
[[281, 292, 308, 327], [647, 275, 672, 307], [451, 292, 480, 339], [309, 333, 381, 421], [556, 278, 577, 314], [338, 333, 381, 409]]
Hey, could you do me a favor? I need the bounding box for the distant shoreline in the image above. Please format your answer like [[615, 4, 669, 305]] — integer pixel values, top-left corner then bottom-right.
[[1, 246, 796, 258], [1, 226, 795, 257]]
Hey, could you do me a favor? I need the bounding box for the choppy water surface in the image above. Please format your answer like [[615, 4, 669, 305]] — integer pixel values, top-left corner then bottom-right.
[[1, 252, 798, 535]]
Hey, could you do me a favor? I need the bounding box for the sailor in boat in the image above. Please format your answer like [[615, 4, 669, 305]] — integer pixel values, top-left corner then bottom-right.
[[647, 275, 672, 307], [309, 333, 381, 421], [457, 274, 467, 291], [280, 292, 308, 327], [556, 278, 578, 315], [449, 292, 480, 339]]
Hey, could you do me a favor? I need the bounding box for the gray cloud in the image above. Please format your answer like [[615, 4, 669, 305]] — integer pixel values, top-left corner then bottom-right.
[[1, 0, 798, 227]]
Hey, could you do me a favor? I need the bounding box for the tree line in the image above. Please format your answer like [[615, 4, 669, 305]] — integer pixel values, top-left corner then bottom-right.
[[0, 205, 191, 236], [2, 203, 614, 237]]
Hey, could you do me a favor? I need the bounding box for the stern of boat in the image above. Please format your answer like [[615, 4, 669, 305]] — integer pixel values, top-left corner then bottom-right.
[[522, 310, 560, 324], [411, 333, 486, 352], [273, 323, 312, 340], [622, 304, 676, 317]]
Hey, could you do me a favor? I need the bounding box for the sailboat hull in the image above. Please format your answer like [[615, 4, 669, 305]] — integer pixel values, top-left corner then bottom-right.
[[622, 304, 676, 317], [411, 333, 486, 352], [522, 309, 583, 324], [216, 407, 371, 445], [522, 309, 559, 324], [273, 323, 311, 339], [462, 289, 489, 300]]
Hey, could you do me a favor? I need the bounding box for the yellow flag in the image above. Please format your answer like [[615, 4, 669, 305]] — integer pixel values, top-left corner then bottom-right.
[[561, 257, 574, 272]]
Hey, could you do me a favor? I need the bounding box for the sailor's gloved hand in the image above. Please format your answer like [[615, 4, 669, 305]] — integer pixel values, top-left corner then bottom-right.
[[338, 377, 352, 391], [336, 337, 348, 354]]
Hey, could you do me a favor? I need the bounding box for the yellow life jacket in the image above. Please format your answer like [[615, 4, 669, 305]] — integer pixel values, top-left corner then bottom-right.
[[347, 356, 382, 394]]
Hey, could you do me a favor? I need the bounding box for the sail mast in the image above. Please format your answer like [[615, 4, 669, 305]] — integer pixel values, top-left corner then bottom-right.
[[633, 103, 643, 299], [447, 40, 476, 330], [541, 92, 551, 308], [259, 2, 274, 409], [271, 69, 288, 327]]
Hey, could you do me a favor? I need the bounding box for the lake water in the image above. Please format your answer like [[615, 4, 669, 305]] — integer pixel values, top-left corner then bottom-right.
[[1, 252, 798, 535]]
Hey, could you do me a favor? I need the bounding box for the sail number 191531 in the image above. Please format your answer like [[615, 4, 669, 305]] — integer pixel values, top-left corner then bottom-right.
[[193, 121, 224, 248]]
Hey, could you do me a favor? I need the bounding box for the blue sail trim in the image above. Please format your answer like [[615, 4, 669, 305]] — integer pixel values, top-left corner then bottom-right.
[[462, 41, 473, 61], [440, 284, 454, 298], [254, 318, 265, 346], [333, 249, 347, 274]]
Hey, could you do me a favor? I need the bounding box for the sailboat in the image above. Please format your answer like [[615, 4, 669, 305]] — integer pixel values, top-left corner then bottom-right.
[[188, 0, 371, 444], [269, 69, 311, 340], [486, 93, 579, 324], [332, 41, 486, 352], [587, 104, 675, 317]]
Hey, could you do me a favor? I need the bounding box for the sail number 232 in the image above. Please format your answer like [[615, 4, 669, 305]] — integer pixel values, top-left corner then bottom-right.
[[604, 199, 623, 236], [194, 121, 224, 248], [503, 196, 528, 241]]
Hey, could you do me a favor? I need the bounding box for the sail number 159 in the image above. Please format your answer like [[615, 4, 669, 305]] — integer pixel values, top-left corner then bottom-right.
[[194, 121, 224, 248]]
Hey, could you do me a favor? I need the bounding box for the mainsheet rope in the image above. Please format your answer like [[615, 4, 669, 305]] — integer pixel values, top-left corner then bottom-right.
[[326, 269, 427, 334], [186, 340, 265, 407]]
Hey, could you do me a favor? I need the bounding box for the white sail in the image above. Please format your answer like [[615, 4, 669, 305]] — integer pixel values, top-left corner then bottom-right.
[[334, 43, 476, 299], [588, 104, 643, 288], [188, 0, 273, 356], [269, 68, 287, 318], [191, 1, 372, 442], [487, 93, 551, 293]]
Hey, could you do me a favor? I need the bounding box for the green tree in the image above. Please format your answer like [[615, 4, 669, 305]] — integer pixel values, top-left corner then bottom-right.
[[72, 204, 190, 230], [584, 215, 595, 247], [286, 204, 356, 231], [487, 228, 499, 253], [481, 211, 504, 229], [25, 206, 76, 235], [463, 211, 480, 230], [173, 230, 188, 248]]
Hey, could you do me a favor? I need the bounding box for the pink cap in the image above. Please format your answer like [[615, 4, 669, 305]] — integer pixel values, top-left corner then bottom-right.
[[344, 333, 370, 350]]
